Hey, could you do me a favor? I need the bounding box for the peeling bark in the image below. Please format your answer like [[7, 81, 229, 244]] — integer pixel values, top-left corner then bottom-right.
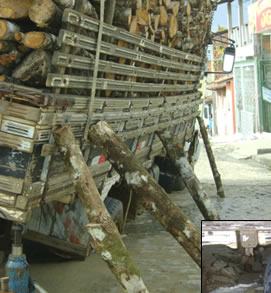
[[197, 116, 225, 198], [88, 121, 201, 267], [53, 126, 149, 293], [157, 129, 220, 221]]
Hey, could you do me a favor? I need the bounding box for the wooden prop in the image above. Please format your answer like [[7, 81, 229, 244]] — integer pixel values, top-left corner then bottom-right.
[[53, 125, 149, 293], [88, 121, 201, 267], [12, 49, 51, 86], [157, 129, 220, 220], [197, 116, 225, 198]]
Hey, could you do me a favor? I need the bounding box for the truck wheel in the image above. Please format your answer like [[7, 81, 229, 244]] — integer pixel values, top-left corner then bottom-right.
[[155, 157, 185, 193], [104, 197, 123, 232], [264, 256, 271, 293]]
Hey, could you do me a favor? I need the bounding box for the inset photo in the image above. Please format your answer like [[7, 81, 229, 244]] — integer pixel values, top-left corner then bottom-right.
[[202, 221, 271, 293]]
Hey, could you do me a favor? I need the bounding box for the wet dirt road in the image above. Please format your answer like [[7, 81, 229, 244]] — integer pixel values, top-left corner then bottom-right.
[[28, 141, 271, 292]]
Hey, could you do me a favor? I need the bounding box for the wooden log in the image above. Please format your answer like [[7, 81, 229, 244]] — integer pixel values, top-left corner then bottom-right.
[[157, 129, 220, 220], [170, 30, 183, 49], [104, 0, 115, 25], [159, 6, 168, 26], [14, 32, 24, 43], [169, 14, 178, 38], [197, 116, 225, 198], [53, 126, 149, 293], [12, 49, 51, 86], [29, 0, 62, 29], [167, 1, 180, 16], [0, 0, 33, 19], [149, 0, 158, 9], [88, 121, 201, 267], [136, 9, 148, 26], [153, 14, 160, 30], [113, 8, 132, 30], [0, 41, 16, 52], [23, 31, 56, 50], [0, 20, 20, 41], [162, 0, 171, 7], [0, 49, 21, 66]]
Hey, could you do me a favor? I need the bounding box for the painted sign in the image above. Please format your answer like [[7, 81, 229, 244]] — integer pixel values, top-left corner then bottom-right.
[[263, 86, 271, 103], [248, 0, 271, 34]]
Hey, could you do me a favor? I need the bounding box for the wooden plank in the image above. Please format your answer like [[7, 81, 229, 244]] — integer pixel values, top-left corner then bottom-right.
[[0, 100, 41, 122], [52, 52, 199, 82], [46, 73, 198, 92], [0, 174, 24, 194], [47, 91, 201, 110], [0, 131, 34, 152], [0, 205, 30, 222], [0, 191, 16, 207], [23, 230, 88, 258], [57, 29, 201, 72], [62, 8, 203, 63]]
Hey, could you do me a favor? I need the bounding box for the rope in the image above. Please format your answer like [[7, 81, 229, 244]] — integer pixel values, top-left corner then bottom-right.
[[83, 0, 105, 140]]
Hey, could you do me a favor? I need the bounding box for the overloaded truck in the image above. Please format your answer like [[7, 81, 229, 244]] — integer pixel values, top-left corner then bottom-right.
[[0, 0, 233, 262]]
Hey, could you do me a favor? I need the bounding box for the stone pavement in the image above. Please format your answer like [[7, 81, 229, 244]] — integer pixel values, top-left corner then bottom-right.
[[210, 133, 271, 167]]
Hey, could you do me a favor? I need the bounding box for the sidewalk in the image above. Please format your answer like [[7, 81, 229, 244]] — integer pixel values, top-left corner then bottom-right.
[[209, 132, 271, 167]]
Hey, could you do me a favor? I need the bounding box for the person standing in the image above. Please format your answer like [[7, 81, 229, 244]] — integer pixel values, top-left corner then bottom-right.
[[209, 113, 213, 136]]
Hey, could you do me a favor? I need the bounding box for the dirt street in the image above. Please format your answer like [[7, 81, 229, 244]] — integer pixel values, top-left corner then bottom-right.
[[8, 139, 271, 292]]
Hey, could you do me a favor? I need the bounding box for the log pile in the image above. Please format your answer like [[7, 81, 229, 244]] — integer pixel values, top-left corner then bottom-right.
[[0, 0, 215, 86], [0, 0, 98, 86]]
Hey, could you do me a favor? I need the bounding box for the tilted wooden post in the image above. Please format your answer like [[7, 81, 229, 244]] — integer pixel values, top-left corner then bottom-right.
[[197, 116, 225, 198], [156, 129, 220, 221], [53, 126, 149, 293], [88, 121, 201, 267]]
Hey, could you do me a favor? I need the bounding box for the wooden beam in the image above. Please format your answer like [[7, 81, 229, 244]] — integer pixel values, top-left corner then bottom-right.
[[197, 116, 225, 198], [53, 125, 149, 293], [88, 121, 201, 267], [157, 128, 220, 220]]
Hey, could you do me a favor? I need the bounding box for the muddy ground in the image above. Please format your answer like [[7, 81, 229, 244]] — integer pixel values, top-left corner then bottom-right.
[[1, 140, 271, 292]]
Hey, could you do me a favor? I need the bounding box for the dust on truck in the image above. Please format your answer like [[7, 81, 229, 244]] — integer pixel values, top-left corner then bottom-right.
[[0, 0, 220, 272]]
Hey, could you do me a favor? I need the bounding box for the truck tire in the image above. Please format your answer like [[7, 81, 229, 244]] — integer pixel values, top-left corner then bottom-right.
[[104, 197, 123, 232], [264, 256, 271, 293], [155, 157, 185, 193]]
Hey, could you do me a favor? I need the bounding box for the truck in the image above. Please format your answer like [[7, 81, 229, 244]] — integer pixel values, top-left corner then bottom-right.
[[0, 0, 232, 261]]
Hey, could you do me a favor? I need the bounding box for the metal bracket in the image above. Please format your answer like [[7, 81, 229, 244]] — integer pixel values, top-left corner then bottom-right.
[[240, 230, 258, 256]]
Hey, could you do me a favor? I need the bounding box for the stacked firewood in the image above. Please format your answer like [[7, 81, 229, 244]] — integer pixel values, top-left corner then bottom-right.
[[0, 0, 215, 87], [93, 0, 214, 55], [0, 0, 98, 86]]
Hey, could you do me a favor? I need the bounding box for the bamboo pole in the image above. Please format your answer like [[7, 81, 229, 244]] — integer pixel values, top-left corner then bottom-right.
[[88, 121, 201, 267], [157, 129, 220, 220], [197, 116, 225, 198], [53, 126, 149, 293]]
